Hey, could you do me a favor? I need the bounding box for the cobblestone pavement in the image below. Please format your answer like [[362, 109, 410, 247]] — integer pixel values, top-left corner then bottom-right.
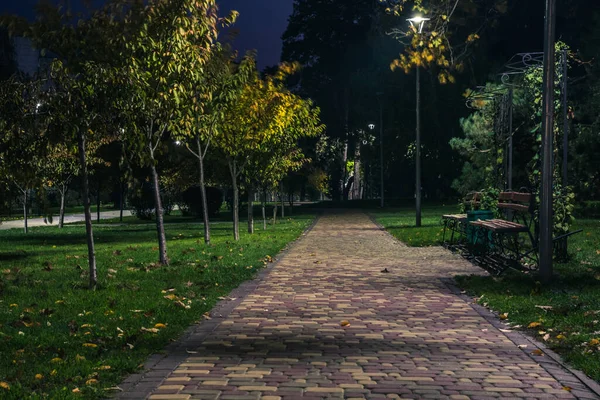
[[119, 211, 600, 399]]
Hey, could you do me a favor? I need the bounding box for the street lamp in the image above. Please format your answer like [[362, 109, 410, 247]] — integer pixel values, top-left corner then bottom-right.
[[539, 0, 557, 282], [408, 15, 429, 227], [407, 16, 430, 33]]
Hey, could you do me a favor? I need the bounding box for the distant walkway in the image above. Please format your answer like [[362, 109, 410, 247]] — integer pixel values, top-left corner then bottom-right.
[[118, 211, 600, 399], [0, 210, 132, 230]]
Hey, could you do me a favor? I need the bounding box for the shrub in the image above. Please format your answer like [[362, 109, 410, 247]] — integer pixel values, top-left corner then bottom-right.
[[179, 186, 223, 218], [128, 182, 175, 220]]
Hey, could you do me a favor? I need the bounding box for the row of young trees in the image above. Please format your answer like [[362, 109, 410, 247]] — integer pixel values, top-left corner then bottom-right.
[[0, 0, 324, 288]]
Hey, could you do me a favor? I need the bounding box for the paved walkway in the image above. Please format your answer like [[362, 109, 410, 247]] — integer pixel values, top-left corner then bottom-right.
[[118, 212, 600, 399], [0, 210, 133, 230]]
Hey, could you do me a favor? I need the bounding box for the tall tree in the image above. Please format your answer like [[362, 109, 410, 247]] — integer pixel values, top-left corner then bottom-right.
[[2, 0, 127, 288], [0, 77, 49, 233], [118, 0, 235, 262], [176, 45, 253, 245]]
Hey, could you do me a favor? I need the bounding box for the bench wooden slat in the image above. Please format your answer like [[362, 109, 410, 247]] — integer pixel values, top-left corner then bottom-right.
[[499, 191, 532, 203], [470, 219, 528, 233], [442, 214, 467, 221], [497, 203, 529, 212]]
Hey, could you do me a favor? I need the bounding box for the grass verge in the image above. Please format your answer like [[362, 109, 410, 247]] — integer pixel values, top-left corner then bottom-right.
[[370, 204, 457, 247], [0, 214, 314, 399]]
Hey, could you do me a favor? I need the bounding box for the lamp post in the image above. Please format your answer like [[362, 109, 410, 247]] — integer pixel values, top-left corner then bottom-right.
[[407, 16, 429, 227], [376, 92, 384, 208], [539, 0, 557, 282]]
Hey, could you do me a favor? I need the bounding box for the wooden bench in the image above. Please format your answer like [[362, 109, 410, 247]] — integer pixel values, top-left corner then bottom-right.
[[469, 192, 537, 268], [442, 192, 482, 245]]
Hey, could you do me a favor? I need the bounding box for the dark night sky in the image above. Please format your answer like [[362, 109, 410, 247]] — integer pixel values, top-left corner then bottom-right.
[[0, 0, 294, 69]]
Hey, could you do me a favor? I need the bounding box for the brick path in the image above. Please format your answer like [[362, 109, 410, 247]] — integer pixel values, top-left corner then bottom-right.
[[119, 212, 600, 399]]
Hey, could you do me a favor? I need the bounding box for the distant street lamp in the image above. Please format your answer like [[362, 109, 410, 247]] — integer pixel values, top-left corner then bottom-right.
[[408, 15, 429, 227], [376, 92, 385, 208]]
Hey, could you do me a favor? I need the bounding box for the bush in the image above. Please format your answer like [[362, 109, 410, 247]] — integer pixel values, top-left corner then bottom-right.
[[576, 201, 600, 218], [128, 182, 175, 220], [179, 186, 223, 218]]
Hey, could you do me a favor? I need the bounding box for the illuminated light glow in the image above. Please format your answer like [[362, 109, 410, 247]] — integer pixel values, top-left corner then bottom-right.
[[407, 16, 430, 33]]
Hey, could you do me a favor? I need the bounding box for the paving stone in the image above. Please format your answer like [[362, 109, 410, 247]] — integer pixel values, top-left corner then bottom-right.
[[116, 212, 600, 400]]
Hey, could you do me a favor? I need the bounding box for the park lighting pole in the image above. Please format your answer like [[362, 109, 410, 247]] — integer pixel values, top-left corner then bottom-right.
[[377, 92, 384, 208], [408, 16, 429, 227], [540, 0, 557, 282]]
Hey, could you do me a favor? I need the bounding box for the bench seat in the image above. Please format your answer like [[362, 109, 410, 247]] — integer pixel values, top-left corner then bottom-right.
[[442, 214, 467, 221], [470, 219, 528, 233]]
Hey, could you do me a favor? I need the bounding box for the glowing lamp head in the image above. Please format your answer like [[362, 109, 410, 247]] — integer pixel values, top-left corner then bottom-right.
[[407, 16, 430, 33], [368, 123, 376, 130]]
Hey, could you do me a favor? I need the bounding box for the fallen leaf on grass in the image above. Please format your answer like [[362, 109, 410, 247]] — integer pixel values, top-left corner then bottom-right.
[[50, 357, 63, 363], [141, 327, 159, 334], [0, 382, 10, 390], [35, 374, 43, 380], [535, 305, 553, 311], [82, 343, 98, 348], [528, 322, 542, 329], [95, 365, 111, 371], [154, 323, 167, 329], [556, 334, 566, 340], [72, 388, 80, 393], [538, 332, 550, 341], [86, 379, 98, 385], [499, 313, 509, 320]]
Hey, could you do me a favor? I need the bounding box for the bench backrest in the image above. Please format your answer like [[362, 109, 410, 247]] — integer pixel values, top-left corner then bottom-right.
[[498, 192, 533, 214], [464, 192, 482, 210]]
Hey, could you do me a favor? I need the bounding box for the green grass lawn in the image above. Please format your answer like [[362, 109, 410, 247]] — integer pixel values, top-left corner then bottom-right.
[[0, 214, 315, 399], [371, 204, 458, 246], [374, 204, 600, 382]]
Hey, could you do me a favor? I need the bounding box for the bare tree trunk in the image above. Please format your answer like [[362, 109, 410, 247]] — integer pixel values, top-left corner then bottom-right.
[[119, 182, 124, 223], [273, 203, 277, 225], [196, 136, 211, 245], [280, 182, 285, 218], [353, 142, 361, 200], [247, 187, 254, 234], [78, 129, 97, 289], [341, 88, 350, 201], [96, 180, 101, 223], [149, 148, 169, 265], [23, 190, 28, 234], [229, 161, 240, 241], [262, 190, 266, 230], [59, 184, 66, 228]]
